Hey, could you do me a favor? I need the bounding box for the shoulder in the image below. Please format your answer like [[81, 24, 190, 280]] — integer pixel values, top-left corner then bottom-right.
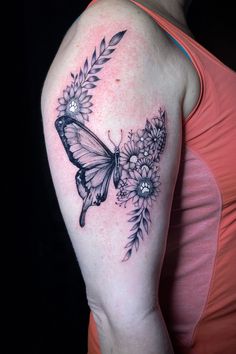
[[81, 0, 161, 30], [78, 0, 180, 59], [63, 0, 187, 92], [42, 0, 189, 121]]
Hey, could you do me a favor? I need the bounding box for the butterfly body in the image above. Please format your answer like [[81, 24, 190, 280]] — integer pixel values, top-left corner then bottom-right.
[[113, 147, 121, 188], [55, 116, 121, 227]]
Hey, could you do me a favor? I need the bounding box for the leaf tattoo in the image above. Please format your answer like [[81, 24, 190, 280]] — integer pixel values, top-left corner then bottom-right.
[[56, 30, 127, 123]]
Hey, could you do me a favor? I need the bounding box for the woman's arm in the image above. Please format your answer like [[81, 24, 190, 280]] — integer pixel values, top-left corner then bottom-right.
[[41, 1, 186, 353]]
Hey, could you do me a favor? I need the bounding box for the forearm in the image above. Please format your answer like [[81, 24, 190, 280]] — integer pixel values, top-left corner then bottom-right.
[[94, 307, 173, 354]]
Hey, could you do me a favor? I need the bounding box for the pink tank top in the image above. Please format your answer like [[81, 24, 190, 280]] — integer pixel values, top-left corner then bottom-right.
[[86, 1, 236, 353]]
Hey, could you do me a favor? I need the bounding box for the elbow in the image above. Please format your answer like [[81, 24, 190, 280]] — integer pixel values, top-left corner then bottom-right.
[[87, 287, 159, 333]]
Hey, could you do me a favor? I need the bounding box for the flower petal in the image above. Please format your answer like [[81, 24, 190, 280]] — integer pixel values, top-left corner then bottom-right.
[[129, 171, 135, 179], [81, 102, 93, 108], [74, 113, 84, 123], [70, 86, 75, 97], [57, 104, 66, 111], [79, 107, 92, 114], [138, 198, 144, 208], [82, 113, 89, 121], [58, 97, 66, 104], [130, 162, 136, 170], [81, 95, 92, 103], [128, 179, 138, 187], [63, 90, 70, 101], [129, 191, 136, 198], [142, 168, 148, 178], [75, 86, 82, 98], [126, 185, 136, 192], [79, 90, 88, 101], [133, 169, 141, 180], [132, 195, 139, 203]]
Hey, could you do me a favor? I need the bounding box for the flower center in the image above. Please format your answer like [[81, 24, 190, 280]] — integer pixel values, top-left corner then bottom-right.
[[137, 177, 154, 198], [130, 155, 138, 163], [141, 164, 149, 171], [67, 98, 80, 114]]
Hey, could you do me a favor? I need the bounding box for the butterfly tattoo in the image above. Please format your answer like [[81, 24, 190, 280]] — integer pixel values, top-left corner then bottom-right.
[[55, 30, 167, 261], [55, 116, 122, 227]]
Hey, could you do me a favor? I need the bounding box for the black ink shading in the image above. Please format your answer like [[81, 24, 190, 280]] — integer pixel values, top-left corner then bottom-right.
[[55, 30, 167, 262], [56, 108, 166, 259], [56, 30, 127, 123], [116, 109, 167, 261], [55, 116, 122, 227]]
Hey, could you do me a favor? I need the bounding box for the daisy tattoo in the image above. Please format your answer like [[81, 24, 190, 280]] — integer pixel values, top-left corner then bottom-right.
[[116, 109, 167, 261], [55, 30, 167, 261]]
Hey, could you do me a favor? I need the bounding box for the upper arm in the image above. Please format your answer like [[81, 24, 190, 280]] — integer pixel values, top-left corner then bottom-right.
[[41, 0, 185, 317]]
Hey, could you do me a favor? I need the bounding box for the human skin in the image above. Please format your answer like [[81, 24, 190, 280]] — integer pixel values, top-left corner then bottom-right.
[[41, 1, 199, 353]]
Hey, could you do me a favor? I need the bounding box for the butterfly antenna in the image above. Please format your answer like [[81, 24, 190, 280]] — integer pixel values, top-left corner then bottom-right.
[[108, 130, 116, 148], [118, 129, 123, 147]]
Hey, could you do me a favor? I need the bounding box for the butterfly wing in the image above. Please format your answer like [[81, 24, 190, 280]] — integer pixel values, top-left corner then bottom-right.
[[55, 116, 115, 226]]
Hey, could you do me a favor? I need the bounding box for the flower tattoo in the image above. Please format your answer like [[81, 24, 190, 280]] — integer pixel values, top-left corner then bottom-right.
[[120, 141, 140, 170], [116, 109, 167, 261], [57, 30, 127, 123], [57, 83, 93, 122], [55, 30, 167, 262]]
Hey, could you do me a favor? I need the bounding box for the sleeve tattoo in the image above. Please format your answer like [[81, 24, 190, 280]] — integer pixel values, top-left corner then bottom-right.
[[55, 30, 167, 262]]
